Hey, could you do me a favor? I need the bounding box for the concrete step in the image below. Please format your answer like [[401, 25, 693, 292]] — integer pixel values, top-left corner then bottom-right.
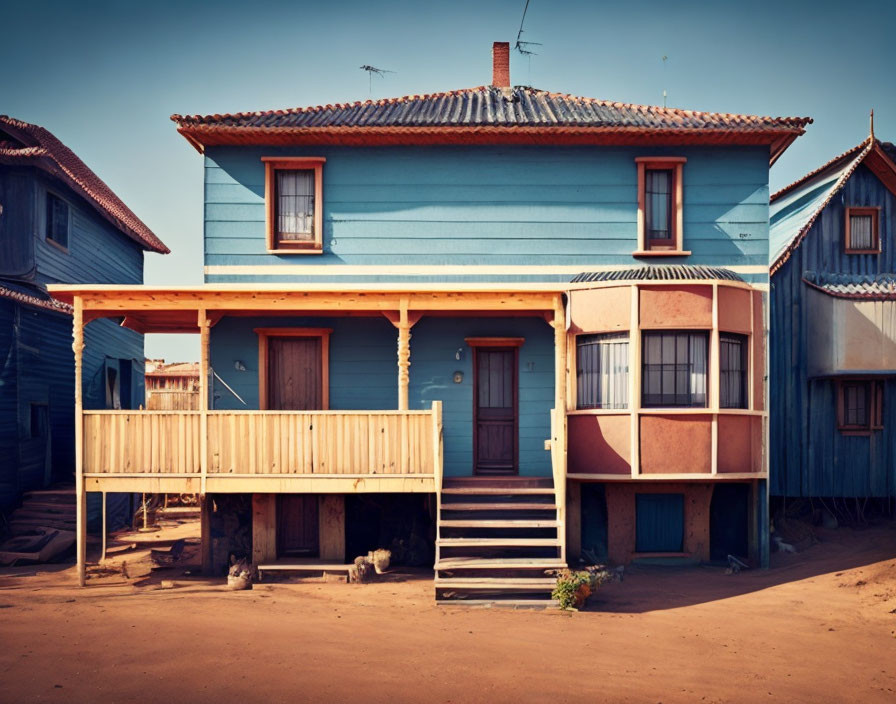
[[435, 577, 556, 590], [435, 557, 566, 570], [436, 599, 556, 608], [440, 487, 555, 496]]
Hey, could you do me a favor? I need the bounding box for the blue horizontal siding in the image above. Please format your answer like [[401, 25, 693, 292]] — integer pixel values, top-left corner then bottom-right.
[[210, 315, 553, 477], [203, 145, 769, 282]]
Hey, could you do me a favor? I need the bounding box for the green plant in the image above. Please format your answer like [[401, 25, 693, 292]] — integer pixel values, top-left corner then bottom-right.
[[551, 569, 595, 610]]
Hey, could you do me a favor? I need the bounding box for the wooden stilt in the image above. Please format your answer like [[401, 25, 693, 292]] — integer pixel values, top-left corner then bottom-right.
[[101, 491, 107, 562], [200, 494, 213, 575], [73, 296, 87, 587]]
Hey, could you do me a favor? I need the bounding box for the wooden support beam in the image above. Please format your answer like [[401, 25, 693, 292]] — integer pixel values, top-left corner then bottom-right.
[[252, 494, 277, 565], [200, 494, 213, 575], [73, 296, 87, 587], [318, 495, 345, 561], [198, 309, 210, 496], [397, 298, 411, 411], [101, 491, 107, 562]]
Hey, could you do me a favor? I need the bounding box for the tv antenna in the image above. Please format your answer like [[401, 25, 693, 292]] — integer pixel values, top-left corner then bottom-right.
[[662, 55, 668, 107], [514, 0, 542, 83], [360, 65, 395, 96]]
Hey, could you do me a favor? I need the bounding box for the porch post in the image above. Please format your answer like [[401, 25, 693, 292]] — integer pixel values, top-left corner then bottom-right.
[[397, 298, 411, 411], [198, 309, 212, 575], [552, 295, 568, 563], [73, 296, 87, 586]]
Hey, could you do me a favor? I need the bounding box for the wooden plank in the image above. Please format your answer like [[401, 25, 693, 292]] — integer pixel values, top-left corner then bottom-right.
[[252, 494, 277, 564], [318, 495, 345, 561]]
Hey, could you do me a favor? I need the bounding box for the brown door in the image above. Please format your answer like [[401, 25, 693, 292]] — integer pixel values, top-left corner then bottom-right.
[[473, 347, 518, 475], [267, 337, 323, 410], [277, 495, 319, 556]]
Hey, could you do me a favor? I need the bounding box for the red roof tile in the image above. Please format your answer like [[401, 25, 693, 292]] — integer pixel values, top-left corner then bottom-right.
[[0, 282, 72, 314], [0, 116, 168, 254]]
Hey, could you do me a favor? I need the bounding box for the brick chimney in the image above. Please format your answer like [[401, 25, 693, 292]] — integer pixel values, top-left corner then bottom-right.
[[492, 42, 510, 88]]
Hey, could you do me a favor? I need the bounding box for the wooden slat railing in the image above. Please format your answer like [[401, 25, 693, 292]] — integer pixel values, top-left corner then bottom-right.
[[82, 407, 440, 478]]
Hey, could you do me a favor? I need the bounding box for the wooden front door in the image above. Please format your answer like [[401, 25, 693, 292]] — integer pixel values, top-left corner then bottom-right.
[[277, 495, 319, 556], [267, 336, 323, 410], [473, 347, 518, 475]]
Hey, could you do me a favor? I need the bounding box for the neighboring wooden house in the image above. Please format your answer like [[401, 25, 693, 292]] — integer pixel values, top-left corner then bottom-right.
[[50, 44, 809, 601], [770, 130, 896, 501], [145, 360, 200, 410], [0, 115, 168, 520]]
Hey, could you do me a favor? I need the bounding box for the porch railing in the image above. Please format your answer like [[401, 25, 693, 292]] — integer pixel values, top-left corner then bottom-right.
[[82, 403, 442, 478]]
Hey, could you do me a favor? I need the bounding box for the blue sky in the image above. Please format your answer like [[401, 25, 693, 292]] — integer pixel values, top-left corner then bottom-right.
[[4, 0, 894, 360]]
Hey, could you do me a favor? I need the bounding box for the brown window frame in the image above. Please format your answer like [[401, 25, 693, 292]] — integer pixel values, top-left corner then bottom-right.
[[836, 378, 883, 435], [263, 157, 325, 254], [635, 157, 688, 257], [844, 206, 880, 254]]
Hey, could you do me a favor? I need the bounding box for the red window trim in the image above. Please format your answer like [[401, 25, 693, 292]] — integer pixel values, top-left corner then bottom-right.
[[836, 378, 883, 435], [635, 157, 687, 257], [844, 206, 881, 254]]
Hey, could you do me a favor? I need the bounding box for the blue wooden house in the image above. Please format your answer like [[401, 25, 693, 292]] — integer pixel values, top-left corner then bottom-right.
[[770, 130, 896, 503], [51, 43, 808, 601], [0, 115, 168, 524]]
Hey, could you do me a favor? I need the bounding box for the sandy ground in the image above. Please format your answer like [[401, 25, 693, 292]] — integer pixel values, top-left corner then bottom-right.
[[1, 514, 895, 704]]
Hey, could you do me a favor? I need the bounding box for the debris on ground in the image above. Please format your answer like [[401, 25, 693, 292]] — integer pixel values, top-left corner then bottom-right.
[[0, 529, 75, 566]]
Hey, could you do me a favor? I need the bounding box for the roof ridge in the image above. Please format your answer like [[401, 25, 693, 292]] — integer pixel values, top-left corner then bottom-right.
[[770, 138, 870, 202]]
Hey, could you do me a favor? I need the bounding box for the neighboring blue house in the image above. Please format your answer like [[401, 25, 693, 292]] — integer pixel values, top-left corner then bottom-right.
[[0, 115, 168, 518], [53, 43, 809, 600], [770, 131, 896, 503]]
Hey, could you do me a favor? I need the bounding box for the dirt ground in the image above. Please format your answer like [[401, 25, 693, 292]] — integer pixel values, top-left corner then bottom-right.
[[1, 514, 895, 704]]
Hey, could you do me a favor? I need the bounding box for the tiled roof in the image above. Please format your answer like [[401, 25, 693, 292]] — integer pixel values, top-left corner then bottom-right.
[[770, 137, 896, 274], [0, 116, 168, 254], [172, 86, 810, 159], [803, 271, 896, 300], [0, 280, 72, 314], [571, 265, 744, 284]]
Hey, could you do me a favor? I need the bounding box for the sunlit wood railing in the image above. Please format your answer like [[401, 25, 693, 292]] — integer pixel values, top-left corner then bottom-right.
[[82, 403, 442, 479]]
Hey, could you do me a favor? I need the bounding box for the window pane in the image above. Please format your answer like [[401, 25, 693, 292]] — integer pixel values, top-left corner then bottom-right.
[[276, 169, 315, 241], [720, 334, 747, 409], [46, 193, 69, 247], [642, 331, 708, 408], [645, 169, 672, 240], [843, 382, 869, 427], [849, 214, 873, 250], [576, 333, 629, 409]]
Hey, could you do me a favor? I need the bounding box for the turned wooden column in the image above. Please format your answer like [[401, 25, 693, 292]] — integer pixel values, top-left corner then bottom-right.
[[397, 301, 411, 411]]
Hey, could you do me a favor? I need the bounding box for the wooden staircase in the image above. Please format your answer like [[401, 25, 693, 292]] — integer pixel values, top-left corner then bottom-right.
[[434, 477, 564, 606]]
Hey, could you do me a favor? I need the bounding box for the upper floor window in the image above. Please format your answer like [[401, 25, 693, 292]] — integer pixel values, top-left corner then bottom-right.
[[576, 333, 629, 409], [46, 192, 69, 249], [263, 157, 325, 253], [635, 157, 687, 256], [642, 331, 708, 407], [844, 207, 880, 253], [837, 379, 883, 434], [720, 333, 748, 409]]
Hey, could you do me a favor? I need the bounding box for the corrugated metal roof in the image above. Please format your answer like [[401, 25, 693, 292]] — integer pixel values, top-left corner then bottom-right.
[[173, 86, 811, 132], [571, 266, 744, 283], [0, 280, 72, 313], [803, 271, 896, 300], [0, 116, 168, 254]]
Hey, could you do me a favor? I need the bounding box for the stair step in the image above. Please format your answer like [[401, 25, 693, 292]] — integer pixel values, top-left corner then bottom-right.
[[436, 599, 557, 608], [437, 537, 560, 548], [435, 577, 556, 589], [438, 519, 559, 529], [440, 487, 555, 495], [436, 558, 566, 570], [440, 503, 557, 511]]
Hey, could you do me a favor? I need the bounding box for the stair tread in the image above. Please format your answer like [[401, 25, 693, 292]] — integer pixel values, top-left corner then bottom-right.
[[437, 537, 560, 547], [439, 519, 559, 528], [440, 487, 555, 495], [440, 503, 557, 511], [436, 558, 566, 569], [435, 577, 556, 588], [436, 599, 557, 607]]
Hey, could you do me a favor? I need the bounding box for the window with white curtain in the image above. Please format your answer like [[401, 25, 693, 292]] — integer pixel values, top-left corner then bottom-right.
[[276, 169, 316, 242], [642, 331, 708, 408], [845, 207, 879, 252], [576, 333, 629, 409]]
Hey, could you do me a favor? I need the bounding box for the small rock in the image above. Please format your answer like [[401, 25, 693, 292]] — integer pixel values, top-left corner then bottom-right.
[[160, 580, 176, 589]]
